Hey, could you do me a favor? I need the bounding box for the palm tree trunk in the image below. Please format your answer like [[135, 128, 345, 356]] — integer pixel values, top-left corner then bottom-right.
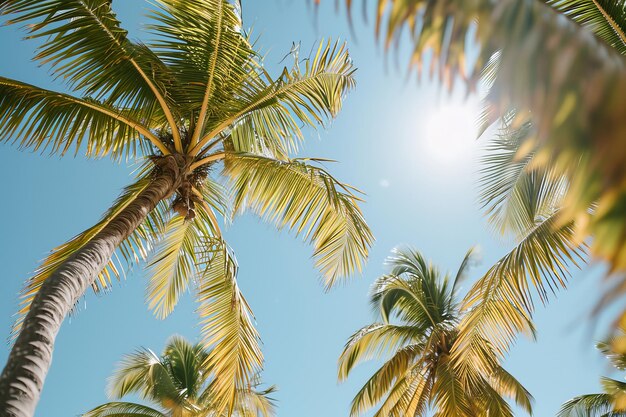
[[0, 156, 181, 417]]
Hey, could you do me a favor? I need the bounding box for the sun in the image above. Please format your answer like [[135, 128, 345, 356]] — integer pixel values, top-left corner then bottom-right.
[[421, 101, 479, 165]]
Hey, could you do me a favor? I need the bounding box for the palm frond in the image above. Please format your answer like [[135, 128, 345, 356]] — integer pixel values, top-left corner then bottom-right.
[[0, 0, 182, 147], [453, 210, 586, 382], [83, 402, 167, 417], [224, 153, 373, 288], [488, 365, 534, 414], [558, 393, 616, 417], [347, 344, 423, 417], [338, 323, 423, 381], [145, 201, 220, 319], [107, 348, 181, 405], [0, 77, 168, 158], [479, 119, 569, 237], [546, 0, 626, 55], [12, 169, 169, 338], [147, 0, 255, 144], [432, 359, 472, 417], [161, 335, 208, 399], [232, 385, 277, 417], [473, 381, 515, 417], [452, 246, 480, 295], [195, 239, 263, 416], [598, 338, 626, 371], [371, 368, 430, 417], [192, 39, 356, 156]]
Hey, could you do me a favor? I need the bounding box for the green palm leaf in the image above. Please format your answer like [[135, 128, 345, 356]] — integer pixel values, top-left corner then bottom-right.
[[191, 39, 356, 155], [195, 240, 263, 416], [453, 210, 585, 381], [0, 77, 167, 158], [225, 153, 372, 287], [546, 0, 626, 55], [147, 0, 255, 147], [347, 344, 423, 417], [558, 393, 618, 417], [479, 120, 568, 237], [0, 0, 182, 146], [107, 348, 182, 406], [83, 402, 167, 417], [145, 201, 221, 319]]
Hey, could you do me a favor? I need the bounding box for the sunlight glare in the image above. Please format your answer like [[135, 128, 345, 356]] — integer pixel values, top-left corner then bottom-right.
[[421, 102, 479, 165]]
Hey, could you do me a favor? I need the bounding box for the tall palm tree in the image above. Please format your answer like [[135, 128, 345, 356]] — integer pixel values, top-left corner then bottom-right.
[[558, 332, 626, 417], [83, 335, 276, 417], [338, 247, 533, 417], [323, 0, 626, 272], [0, 2, 373, 416]]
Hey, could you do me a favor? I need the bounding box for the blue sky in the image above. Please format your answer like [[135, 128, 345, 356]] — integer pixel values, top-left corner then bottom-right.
[[0, 1, 615, 416]]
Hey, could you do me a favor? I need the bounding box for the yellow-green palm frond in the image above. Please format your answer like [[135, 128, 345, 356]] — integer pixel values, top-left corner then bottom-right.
[[338, 324, 423, 381], [347, 344, 424, 417], [382, 368, 434, 417], [369, 367, 433, 417], [486, 365, 533, 414], [107, 348, 182, 406], [546, 0, 626, 56], [83, 402, 167, 417], [431, 359, 472, 417], [0, 77, 167, 159], [231, 384, 277, 417], [453, 211, 586, 381], [147, 0, 255, 135], [192, 39, 356, 156], [12, 169, 169, 339], [558, 393, 617, 417], [479, 119, 569, 237], [224, 154, 372, 288], [195, 240, 263, 416], [0, 0, 182, 139], [145, 216, 197, 319], [162, 335, 209, 400], [91, 335, 274, 417], [472, 381, 515, 417], [597, 337, 626, 371], [145, 205, 220, 319]]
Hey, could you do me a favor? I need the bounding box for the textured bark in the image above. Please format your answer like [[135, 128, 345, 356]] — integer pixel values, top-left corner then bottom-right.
[[0, 156, 181, 417]]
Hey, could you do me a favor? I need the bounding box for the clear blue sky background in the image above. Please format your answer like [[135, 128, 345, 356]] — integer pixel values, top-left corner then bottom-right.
[[0, 1, 616, 416]]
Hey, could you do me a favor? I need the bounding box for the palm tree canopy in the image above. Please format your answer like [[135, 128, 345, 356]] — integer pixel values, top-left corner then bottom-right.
[[338, 247, 533, 417], [0, 0, 373, 413], [83, 335, 276, 417]]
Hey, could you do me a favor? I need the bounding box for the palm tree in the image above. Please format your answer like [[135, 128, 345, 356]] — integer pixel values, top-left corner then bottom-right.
[[83, 335, 276, 417], [323, 0, 626, 271], [558, 333, 626, 417], [0, 2, 373, 416], [338, 247, 533, 417]]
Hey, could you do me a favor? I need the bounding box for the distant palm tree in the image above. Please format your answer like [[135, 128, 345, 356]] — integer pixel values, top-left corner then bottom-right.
[[0, 1, 373, 416], [338, 247, 533, 417], [84, 336, 276, 417], [558, 333, 626, 417]]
